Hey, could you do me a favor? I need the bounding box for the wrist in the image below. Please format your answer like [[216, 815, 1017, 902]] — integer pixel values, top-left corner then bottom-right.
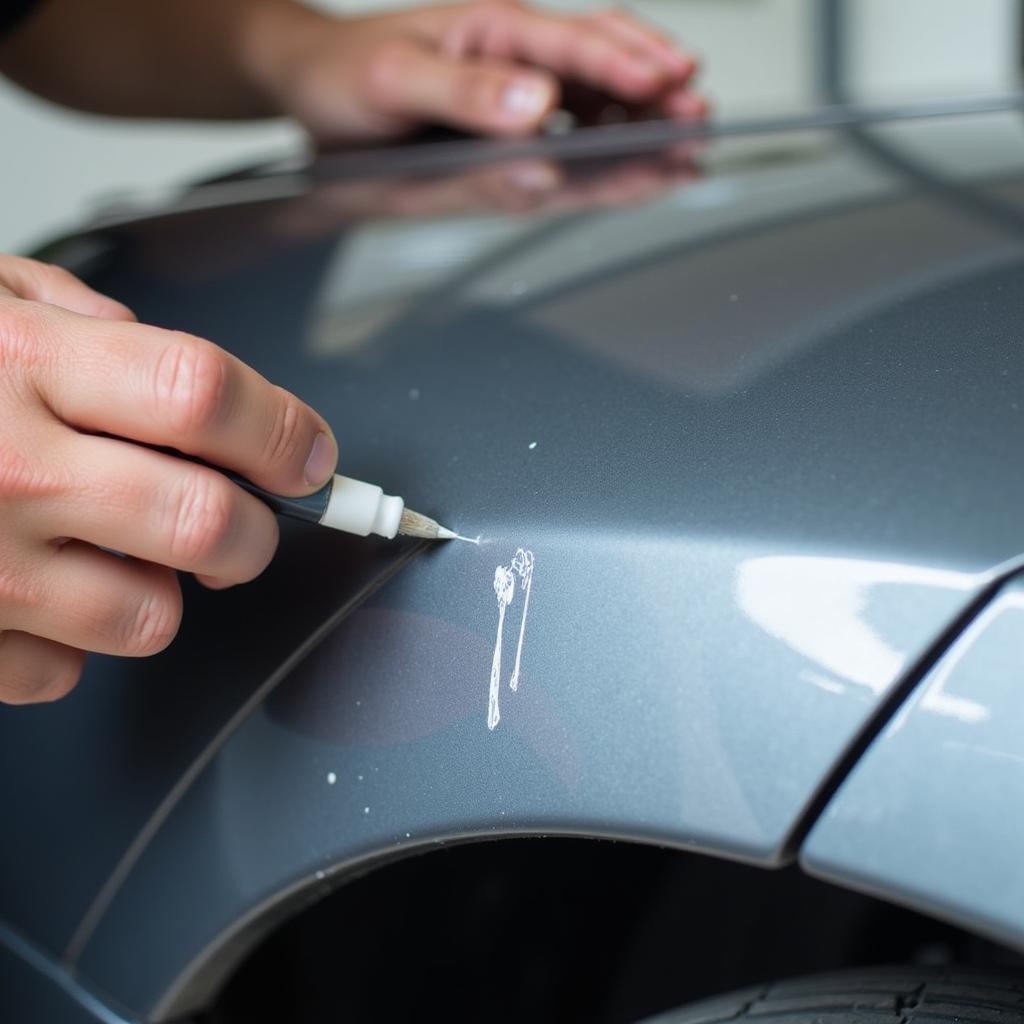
[[235, 0, 333, 116]]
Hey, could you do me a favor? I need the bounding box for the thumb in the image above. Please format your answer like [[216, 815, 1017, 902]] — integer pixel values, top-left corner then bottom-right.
[[369, 37, 559, 136], [0, 255, 136, 321]]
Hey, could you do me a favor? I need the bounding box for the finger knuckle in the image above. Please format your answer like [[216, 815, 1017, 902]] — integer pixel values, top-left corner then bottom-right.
[[263, 388, 305, 469], [8, 256, 51, 294], [0, 444, 64, 501], [366, 39, 415, 102], [579, 30, 616, 80], [167, 471, 237, 568], [119, 584, 182, 657], [0, 562, 43, 613], [37, 261, 77, 290], [0, 297, 51, 373], [153, 334, 228, 438]]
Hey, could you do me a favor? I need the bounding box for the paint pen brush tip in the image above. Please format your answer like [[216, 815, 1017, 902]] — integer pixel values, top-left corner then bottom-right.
[[398, 507, 476, 543], [398, 509, 481, 545], [398, 507, 444, 539]]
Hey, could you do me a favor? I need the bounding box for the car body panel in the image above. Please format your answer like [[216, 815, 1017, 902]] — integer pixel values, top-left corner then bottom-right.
[[803, 575, 1024, 951], [4, 108, 1024, 1018], [0, 923, 136, 1024], [0, 532, 408, 960]]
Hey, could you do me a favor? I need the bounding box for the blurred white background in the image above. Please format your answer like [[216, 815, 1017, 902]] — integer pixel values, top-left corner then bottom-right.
[[0, 0, 1018, 253]]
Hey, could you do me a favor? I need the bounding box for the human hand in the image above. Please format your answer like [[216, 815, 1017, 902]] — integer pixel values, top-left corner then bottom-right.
[[0, 255, 337, 704], [247, 0, 705, 142]]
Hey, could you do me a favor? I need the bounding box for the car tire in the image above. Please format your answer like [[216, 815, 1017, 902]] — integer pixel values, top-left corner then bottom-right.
[[639, 966, 1024, 1023]]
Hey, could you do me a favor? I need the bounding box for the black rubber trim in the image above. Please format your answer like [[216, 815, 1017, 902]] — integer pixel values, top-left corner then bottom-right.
[[780, 568, 1024, 861]]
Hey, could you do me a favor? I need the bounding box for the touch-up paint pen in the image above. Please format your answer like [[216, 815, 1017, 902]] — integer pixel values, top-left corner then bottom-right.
[[136, 441, 476, 543], [227, 469, 467, 542]]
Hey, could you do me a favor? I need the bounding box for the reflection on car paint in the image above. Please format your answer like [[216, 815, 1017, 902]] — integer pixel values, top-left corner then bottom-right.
[[736, 554, 980, 697], [910, 591, 1024, 727], [488, 548, 535, 731]]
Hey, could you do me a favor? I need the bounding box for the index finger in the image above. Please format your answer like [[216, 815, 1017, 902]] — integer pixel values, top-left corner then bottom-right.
[[36, 306, 338, 496], [429, 2, 694, 102]]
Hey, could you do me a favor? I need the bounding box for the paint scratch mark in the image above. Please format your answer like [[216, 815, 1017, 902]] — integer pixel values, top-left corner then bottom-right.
[[509, 549, 534, 692], [487, 549, 535, 730], [489, 565, 516, 730]]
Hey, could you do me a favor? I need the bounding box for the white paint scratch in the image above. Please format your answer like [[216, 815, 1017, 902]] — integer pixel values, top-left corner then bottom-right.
[[487, 549, 535, 729], [509, 549, 534, 692], [326, 772, 337, 785], [488, 565, 515, 730]]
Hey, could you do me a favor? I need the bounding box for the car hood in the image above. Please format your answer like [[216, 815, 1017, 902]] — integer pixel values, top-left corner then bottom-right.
[[5, 104, 1024, 1017]]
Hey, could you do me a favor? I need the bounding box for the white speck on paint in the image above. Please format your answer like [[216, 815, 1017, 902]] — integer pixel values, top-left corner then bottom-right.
[[357, 774, 364, 781], [487, 548, 535, 730], [528, 441, 537, 450], [408, 388, 420, 400], [729, 293, 739, 302], [316, 870, 326, 880], [363, 806, 370, 815], [355, 699, 361, 707], [405, 832, 411, 838], [326, 772, 337, 785]]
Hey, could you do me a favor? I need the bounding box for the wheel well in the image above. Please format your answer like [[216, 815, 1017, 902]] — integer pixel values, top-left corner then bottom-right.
[[198, 838, 1017, 1023]]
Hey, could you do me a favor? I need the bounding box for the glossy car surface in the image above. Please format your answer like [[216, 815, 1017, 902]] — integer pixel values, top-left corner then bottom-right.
[[4, 99, 1024, 1021]]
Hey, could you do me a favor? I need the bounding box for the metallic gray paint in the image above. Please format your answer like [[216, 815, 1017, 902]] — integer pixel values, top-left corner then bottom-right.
[[0, 923, 136, 1024], [803, 575, 1024, 949], [4, 108, 1024, 1018]]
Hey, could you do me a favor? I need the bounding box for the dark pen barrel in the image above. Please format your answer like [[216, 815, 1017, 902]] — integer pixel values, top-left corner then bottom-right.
[[130, 440, 336, 526], [224, 471, 334, 525]]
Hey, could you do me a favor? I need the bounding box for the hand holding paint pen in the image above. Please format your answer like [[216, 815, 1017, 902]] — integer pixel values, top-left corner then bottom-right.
[[226, 467, 463, 541], [139, 441, 477, 542]]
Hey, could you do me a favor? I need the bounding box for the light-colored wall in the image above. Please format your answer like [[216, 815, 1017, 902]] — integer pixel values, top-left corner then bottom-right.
[[0, 0, 1014, 254], [848, 0, 1018, 102]]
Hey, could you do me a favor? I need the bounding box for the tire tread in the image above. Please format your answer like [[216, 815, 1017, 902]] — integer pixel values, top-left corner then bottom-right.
[[641, 966, 1024, 1024]]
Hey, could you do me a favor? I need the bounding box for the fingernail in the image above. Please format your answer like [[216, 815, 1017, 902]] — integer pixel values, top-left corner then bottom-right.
[[304, 431, 337, 488], [502, 79, 550, 118]]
